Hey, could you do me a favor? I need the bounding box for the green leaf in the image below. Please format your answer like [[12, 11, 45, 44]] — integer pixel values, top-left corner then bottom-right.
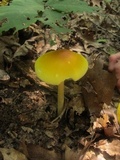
[[40, 9, 70, 33], [104, 0, 112, 2], [107, 47, 117, 55], [0, 0, 99, 34], [97, 39, 107, 43], [0, 0, 44, 33], [46, 0, 98, 13]]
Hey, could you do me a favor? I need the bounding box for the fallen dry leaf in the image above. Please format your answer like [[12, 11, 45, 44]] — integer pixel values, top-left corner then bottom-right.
[[68, 95, 85, 115], [0, 148, 27, 160], [0, 69, 10, 81], [82, 57, 116, 115], [64, 145, 80, 160], [99, 113, 109, 128], [26, 144, 61, 160], [95, 139, 120, 157], [82, 150, 98, 160]]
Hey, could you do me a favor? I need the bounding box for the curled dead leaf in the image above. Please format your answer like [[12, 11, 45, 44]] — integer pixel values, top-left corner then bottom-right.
[[0, 148, 27, 160], [26, 144, 61, 160], [82, 58, 116, 116]]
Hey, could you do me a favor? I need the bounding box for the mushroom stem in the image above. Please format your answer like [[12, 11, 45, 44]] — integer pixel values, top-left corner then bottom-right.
[[58, 81, 64, 115]]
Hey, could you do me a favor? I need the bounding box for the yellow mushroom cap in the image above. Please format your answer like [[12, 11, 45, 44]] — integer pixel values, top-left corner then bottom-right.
[[35, 49, 88, 85]]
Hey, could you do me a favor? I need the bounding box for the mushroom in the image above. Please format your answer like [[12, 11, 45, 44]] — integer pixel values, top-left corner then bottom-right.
[[117, 103, 120, 124], [35, 49, 88, 115]]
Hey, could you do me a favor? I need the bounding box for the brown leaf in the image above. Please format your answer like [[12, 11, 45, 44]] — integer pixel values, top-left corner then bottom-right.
[[0, 69, 10, 81], [64, 145, 80, 160], [0, 148, 27, 160], [93, 105, 120, 137], [82, 150, 97, 160], [68, 95, 85, 115], [26, 144, 61, 160], [13, 41, 33, 58], [82, 58, 116, 115], [96, 139, 120, 157], [99, 113, 109, 128]]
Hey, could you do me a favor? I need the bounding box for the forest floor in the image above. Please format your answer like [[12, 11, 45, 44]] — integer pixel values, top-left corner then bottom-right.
[[0, 1, 120, 160]]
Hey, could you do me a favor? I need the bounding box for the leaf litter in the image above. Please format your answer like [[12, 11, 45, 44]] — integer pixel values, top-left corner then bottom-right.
[[0, 0, 120, 160]]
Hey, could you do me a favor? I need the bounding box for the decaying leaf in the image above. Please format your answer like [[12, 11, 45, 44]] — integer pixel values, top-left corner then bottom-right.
[[0, 148, 27, 160], [0, 69, 10, 81], [95, 139, 120, 157], [68, 95, 85, 115], [99, 113, 109, 128], [26, 144, 61, 160], [0, 35, 19, 81], [0, 36, 18, 63], [13, 41, 33, 58], [97, 113, 116, 137], [82, 151, 112, 160], [92, 104, 120, 137], [64, 145, 81, 160], [82, 57, 116, 115], [79, 139, 120, 160]]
